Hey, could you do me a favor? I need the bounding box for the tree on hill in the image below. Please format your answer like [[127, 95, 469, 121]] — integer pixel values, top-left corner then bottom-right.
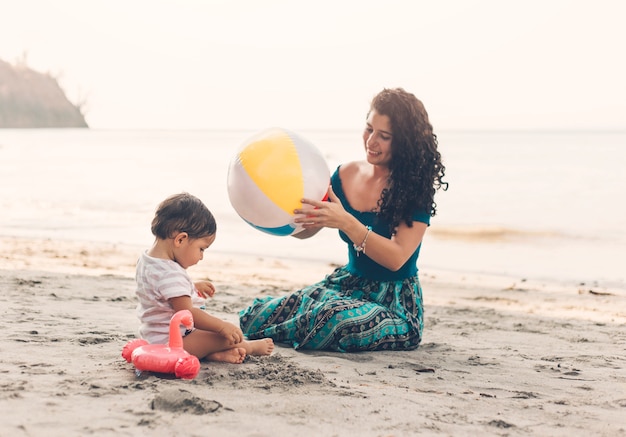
[[0, 57, 88, 128]]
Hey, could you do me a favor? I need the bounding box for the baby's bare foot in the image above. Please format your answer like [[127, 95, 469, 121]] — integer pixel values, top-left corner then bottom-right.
[[206, 347, 246, 364], [244, 338, 274, 356]]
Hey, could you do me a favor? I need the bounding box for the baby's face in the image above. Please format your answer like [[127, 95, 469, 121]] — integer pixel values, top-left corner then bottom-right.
[[176, 234, 215, 269]]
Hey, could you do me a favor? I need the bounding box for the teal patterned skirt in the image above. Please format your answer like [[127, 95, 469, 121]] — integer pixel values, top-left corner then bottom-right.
[[239, 266, 424, 352]]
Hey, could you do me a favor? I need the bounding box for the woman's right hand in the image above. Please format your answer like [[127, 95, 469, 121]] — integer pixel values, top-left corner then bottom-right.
[[294, 186, 348, 231]]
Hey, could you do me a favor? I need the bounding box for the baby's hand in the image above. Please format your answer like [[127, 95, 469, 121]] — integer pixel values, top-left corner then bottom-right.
[[218, 322, 244, 345], [194, 281, 215, 299]]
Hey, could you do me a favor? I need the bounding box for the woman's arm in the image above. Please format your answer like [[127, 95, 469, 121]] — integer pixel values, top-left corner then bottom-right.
[[295, 186, 427, 271], [361, 221, 427, 271]]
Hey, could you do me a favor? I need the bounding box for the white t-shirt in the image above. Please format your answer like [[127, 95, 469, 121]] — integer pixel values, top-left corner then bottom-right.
[[135, 251, 206, 344]]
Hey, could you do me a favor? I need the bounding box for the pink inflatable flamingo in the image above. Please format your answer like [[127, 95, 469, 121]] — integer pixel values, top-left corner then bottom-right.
[[122, 310, 201, 380]]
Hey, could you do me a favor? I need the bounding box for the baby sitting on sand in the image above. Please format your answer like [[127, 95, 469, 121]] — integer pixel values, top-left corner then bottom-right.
[[134, 192, 274, 363]]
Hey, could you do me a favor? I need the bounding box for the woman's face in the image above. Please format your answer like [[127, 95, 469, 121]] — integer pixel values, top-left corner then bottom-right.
[[362, 109, 393, 167]]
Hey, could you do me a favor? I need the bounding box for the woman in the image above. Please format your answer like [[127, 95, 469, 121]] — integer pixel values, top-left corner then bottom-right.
[[239, 88, 447, 352]]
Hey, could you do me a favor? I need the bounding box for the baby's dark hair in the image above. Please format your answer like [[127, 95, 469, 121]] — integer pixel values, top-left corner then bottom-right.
[[151, 192, 216, 240]]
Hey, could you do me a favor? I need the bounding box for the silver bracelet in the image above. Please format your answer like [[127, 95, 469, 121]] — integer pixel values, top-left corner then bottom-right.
[[353, 226, 372, 257]]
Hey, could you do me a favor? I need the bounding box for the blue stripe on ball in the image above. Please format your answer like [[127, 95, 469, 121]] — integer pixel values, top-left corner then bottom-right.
[[245, 219, 296, 236]]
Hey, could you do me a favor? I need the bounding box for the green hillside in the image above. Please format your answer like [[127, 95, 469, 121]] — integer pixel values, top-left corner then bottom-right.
[[0, 59, 88, 128]]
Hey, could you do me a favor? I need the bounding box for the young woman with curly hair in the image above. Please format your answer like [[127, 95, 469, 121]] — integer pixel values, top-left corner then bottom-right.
[[239, 88, 447, 352]]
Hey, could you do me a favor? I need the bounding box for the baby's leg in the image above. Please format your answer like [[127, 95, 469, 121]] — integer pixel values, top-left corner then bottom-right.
[[184, 330, 245, 361], [205, 348, 246, 364], [240, 338, 274, 356], [184, 329, 274, 360]]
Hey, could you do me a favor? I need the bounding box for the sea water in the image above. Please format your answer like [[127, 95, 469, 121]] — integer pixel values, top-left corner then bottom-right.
[[0, 128, 624, 290]]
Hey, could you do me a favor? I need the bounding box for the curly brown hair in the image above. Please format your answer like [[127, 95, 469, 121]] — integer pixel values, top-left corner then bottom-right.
[[370, 88, 448, 234]]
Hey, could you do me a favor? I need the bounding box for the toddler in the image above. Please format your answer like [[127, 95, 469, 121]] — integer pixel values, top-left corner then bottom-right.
[[135, 192, 274, 363]]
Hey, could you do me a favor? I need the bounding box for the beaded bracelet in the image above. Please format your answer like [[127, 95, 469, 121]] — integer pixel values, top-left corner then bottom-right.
[[353, 225, 372, 257]]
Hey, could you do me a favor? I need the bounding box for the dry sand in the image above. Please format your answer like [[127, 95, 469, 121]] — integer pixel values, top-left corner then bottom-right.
[[1, 236, 625, 436]]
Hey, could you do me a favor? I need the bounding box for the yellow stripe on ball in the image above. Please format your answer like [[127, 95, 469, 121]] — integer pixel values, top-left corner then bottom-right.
[[238, 130, 304, 215], [227, 127, 330, 236]]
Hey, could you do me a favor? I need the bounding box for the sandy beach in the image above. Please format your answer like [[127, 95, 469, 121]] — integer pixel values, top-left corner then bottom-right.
[[1, 235, 625, 436]]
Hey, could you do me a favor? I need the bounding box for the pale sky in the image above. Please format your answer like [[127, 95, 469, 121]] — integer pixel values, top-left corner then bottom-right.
[[1, 0, 624, 130]]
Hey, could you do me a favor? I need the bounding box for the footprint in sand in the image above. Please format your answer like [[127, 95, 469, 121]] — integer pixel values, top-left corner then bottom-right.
[[151, 388, 221, 414]]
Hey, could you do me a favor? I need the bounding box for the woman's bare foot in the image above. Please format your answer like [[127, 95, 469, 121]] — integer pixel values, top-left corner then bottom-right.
[[205, 347, 246, 364], [243, 338, 274, 356]]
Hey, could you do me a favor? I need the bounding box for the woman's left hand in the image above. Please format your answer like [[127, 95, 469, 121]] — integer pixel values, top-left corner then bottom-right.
[[294, 186, 347, 230]]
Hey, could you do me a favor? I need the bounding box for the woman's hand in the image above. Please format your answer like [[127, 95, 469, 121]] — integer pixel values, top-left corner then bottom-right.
[[293, 186, 347, 230], [194, 281, 215, 299]]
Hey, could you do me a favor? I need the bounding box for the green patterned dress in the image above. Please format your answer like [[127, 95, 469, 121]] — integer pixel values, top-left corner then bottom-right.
[[239, 167, 431, 352]]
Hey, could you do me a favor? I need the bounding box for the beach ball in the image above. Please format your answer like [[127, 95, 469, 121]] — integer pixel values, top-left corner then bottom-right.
[[227, 127, 330, 236]]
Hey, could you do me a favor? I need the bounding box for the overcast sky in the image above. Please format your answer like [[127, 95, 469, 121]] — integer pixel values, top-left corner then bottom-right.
[[1, 0, 624, 131]]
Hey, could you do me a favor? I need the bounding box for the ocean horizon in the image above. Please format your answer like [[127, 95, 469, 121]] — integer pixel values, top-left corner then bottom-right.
[[1, 128, 624, 291]]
